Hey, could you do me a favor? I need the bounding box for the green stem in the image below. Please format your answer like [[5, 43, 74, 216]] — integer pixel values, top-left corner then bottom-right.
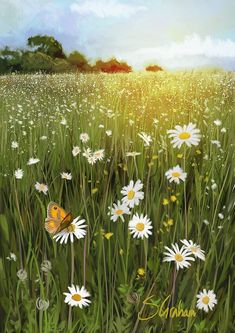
[[68, 242, 75, 330]]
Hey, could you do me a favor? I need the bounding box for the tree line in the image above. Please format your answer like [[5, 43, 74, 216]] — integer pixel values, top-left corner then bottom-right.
[[0, 35, 163, 74]]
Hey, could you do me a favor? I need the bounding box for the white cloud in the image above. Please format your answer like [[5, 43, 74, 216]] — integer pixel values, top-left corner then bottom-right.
[[117, 34, 235, 69], [70, 0, 146, 18]]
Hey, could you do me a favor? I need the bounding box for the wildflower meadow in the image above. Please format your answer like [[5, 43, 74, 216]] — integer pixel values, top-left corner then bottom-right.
[[0, 71, 234, 333]]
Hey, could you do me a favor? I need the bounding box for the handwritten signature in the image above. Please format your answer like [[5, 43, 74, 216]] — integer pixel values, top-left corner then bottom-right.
[[138, 295, 196, 320]]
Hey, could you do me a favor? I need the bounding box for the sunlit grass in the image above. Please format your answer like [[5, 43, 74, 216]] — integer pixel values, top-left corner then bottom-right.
[[0, 72, 234, 333]]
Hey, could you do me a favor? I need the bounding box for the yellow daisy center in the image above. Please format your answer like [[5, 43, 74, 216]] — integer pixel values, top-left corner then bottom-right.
[[116, 209, 124, 215], [67, 224, 76, 232], [172, 172, 181, 178], [175, 253, 183, 262], [202, 295, 210, 305], [190, 246, 198, 253], [71, 293, 82, 301], [136, 222, 145, 231], [127, 190, 135, 200], [179, 132, 191, 140]]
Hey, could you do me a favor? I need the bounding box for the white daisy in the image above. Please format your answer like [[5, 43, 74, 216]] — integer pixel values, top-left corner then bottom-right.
[[163, 243, 195, 270], [27, 157, 40, 165], [60, 172, 72, 180], [165, 165, 187, 184], [35, 182, 48, 195], [109, 201, 130, 222], [83, 148, 92, 159], [180, 239, 205, 261], [121, 179, 144, 208], [72, 146, 81, 156], [106, 130, 112, 136], [138, 132, 152, 147], [14, 168, 24, 179], [64, 285, 91, 308], [53, 216, 86, 244], [128, 213, 153, 239], [11, 141, 19, 149], [80, 133, 89, 143], [167, 123, 201, 148], [196, 289, 217, 312], [87, 154, 98, 165], [213, 119, 222, 126], [60, 118, 67, 126], [6, 252, 17, 261], [211, 140, 221, 148], [93, 149, 105, 161]]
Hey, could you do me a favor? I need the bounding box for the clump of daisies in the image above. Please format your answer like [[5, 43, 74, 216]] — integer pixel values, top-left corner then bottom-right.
[[109, 179, 152, 239], [163, 243, 195, 270], [83, 148, 105, 165], [180, 239, 205, 261]]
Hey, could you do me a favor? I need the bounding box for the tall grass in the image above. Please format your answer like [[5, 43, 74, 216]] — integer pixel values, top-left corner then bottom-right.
[[0, 72, 234, 333]]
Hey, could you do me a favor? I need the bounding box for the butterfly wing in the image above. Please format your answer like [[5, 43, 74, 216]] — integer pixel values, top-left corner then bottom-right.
[[45, 202, 73, 235], [45, 218, 61, 234], [56, 213, 73, 233]]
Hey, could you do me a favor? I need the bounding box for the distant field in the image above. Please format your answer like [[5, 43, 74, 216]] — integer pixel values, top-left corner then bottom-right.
[[0, 72, 234, 333]]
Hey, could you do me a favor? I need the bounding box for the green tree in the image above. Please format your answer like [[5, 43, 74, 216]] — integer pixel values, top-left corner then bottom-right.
[[22, 52, 54, 73], [67, 51, 91, 71], [0, 47, 23, 72], [53, 58, 72, 73], [27, 35, 65, 59]]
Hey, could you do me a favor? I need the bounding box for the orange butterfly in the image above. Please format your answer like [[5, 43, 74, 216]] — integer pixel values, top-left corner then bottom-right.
[[44, 202, 73, 235]]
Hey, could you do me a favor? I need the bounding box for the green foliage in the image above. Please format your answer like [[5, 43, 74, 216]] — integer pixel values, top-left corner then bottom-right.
[[52, 59, 72, 73], [67, 51, 91, 72], [0, 47, 23, 72], [27, 35, 65, 59], [22, 52, 54, 73]]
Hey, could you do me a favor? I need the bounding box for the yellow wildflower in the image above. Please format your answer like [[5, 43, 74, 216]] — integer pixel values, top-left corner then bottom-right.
[[162, 198, 169, 206], [104, 232, 113, 240], [137, 267, 145, 277], [170, 195, 177, 202]]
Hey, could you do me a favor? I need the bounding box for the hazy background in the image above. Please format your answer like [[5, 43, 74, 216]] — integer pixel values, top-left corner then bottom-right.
[[1, 0, 235, 70]]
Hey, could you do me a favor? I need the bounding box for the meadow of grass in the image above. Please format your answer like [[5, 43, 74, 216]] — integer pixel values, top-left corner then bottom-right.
[[0, 71, 234, 333]]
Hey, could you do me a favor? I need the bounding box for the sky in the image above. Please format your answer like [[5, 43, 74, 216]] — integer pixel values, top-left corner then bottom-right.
[[0, 0, 235, 70]]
